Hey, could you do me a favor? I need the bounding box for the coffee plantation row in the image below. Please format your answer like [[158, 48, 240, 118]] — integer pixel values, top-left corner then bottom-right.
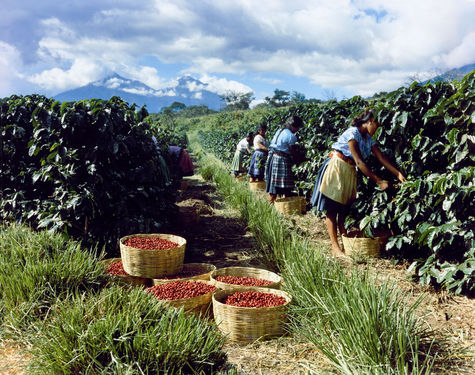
[[198, 71, 475, 295], [0, 95, 183, 254]]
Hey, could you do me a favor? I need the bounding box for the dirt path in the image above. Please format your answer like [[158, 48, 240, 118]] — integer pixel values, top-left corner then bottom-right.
[[171, 174, 329, 374], [1, 172, 473, 374], [0, 342, 30, 375], [173, 173, 474, 374]]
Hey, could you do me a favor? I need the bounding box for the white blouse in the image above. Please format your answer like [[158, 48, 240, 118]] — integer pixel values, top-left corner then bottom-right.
[[253, 134, 269, 150], [237, 138, 250, 152]]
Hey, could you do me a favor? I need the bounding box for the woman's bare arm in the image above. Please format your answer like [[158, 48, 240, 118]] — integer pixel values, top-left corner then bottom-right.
[[348, 140, 389, 189], [371, 145, 406, 182]]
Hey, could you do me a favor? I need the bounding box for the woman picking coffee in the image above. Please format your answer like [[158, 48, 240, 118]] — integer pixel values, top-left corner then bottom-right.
[[310, 109, 406, 256]]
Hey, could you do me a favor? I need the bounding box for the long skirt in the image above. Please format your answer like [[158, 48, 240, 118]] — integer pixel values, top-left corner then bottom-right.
[[265, 152, 294, 195], [179, 148, 195, 176], [310, 157, 357, 214], [231, 150, 247, 174], [248, 149, 268, 179]]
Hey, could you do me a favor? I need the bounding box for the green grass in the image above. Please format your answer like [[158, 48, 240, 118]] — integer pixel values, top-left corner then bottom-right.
[[0, 223, 229, 374], [27, 286, 228, 374], [196, 148, 438, 375], [0, 223, 107, 339]]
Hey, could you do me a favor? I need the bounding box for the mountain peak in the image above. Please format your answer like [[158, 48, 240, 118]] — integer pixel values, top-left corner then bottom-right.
[[178, 75, 201, 83], [54, 73, 224, 112]]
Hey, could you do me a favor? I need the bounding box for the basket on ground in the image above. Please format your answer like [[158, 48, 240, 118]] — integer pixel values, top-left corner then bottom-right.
[[119, 233, 186, 279], [178, 206, 199, 224], [210, 266, 282, 290], [249, 181, 266, 191], [342, 230, 390, 257], [180, 180, 188, 190], [101, 258, 151, 287], [212, 286, 292, 343], [155, 280, 216, 316], [274, 196, 306, 215], [153, 263, 216, 285]]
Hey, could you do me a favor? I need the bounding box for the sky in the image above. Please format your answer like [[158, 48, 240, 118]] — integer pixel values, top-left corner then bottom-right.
[[2, 0, 475, 105]]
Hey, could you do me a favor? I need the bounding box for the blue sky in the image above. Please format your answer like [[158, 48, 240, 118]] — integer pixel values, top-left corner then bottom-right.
[[2, 0, 475, 105]]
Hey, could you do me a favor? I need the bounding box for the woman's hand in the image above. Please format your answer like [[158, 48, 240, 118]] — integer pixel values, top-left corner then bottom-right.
[[377, 179, 390, 190], [397, 172, 407, 183]]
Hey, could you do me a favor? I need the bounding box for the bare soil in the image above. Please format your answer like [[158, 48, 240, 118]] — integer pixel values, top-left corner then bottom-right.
[[1, 172, 473, 375]]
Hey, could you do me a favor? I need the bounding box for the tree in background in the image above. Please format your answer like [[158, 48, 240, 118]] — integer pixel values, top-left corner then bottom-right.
[[169, 101, 186, 112], [289, 91, 307, 105], [264, 89, 291, 107], [177, 105, 217, 118], [220, 91, 255, 111]]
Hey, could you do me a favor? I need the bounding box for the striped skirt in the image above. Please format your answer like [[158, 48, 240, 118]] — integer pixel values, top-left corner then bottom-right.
[[248, 149, 268, 179], [231, 149, 247, 173], [264, 151, 294, 194]]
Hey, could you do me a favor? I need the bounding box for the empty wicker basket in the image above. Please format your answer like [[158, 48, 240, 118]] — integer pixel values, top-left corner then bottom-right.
[[119, 233, 186, 279], [101, 258, 151, 287], [152, 263, 216, 285], [212, 286, 292, 343], [210, 266, 282, 290], [274, 196, 306, 215], [342, 230, 390, 257], [249, 181, 266, 191]]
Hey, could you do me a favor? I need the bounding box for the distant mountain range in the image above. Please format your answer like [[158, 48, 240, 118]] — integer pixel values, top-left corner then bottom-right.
[[53, 64, 474, 112], [54, 73, 224, 112], [422, 63, 475, 84]]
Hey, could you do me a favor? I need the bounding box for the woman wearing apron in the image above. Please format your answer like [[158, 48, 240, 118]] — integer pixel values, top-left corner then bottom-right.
[[310, 109, 406, 256]]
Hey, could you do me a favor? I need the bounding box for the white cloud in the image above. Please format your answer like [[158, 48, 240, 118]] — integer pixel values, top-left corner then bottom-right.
[[2, 0, 475, 98], [124, 66, 169, 89], [155, 89, 177, 97], [28, 58, 105, 91], [442, 32, 475, 68], [0, 42, 23, 97], [103, 77, 123, 89], [122, 87, 155, 96], [198, 74, 253, 95]]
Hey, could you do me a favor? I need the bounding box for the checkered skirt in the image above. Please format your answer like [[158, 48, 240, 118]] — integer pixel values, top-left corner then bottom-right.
[[265, 152, 294, 194]]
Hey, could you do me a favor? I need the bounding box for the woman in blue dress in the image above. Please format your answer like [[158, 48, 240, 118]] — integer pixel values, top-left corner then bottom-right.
[[265, 115, 303, 203], [310, 109, 406, 256]]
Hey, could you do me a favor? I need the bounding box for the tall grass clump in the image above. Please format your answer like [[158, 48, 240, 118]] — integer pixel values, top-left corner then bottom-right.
[[28, 286, 227, 375], [0, 223, 107, 338], [283, 246, 436, 375], [196, 150, 437, 375]]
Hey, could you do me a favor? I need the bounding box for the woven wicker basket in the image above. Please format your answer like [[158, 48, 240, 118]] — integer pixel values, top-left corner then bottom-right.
[[101, 258, 151, 287], [342, 231, 390, 257], [274, 196, 306, 215], [152, 263, 216, 285], [249, 181, 266, 191], [180, 180, 189, 190], [178, 206, 199, 224], [119, 233, 186, 279], [159, 280, 216, 316], [212, 286, 292, 343], [210, 266, 282, 290]]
